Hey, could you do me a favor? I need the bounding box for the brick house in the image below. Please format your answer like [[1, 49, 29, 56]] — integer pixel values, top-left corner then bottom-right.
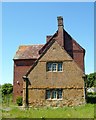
[[13, 16, 86, 107]]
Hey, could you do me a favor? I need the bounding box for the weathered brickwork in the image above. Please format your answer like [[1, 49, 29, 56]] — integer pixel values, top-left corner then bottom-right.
[[13, 59, 36, 102]]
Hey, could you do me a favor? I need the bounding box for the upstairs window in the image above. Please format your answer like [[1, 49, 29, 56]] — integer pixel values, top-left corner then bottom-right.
[[52, 63, 57, 71], [58, 63, 63, 71], [47, 62, 63, 72]]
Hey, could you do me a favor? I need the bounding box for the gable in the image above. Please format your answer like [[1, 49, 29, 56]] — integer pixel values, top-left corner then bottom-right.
[[26, 39, 84, 88], [26, 39, 84, 77], [64, 30, 85, 52], [39, 40, 73, 62]]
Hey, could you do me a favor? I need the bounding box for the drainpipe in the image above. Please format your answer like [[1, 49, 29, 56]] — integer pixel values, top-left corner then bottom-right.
[[82, 74, 87, 102], [22, 76, 29, 108]]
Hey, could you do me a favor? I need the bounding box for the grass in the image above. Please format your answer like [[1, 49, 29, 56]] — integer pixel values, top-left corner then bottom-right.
[[1, 104, 95, 118], [1, 93, 96, 119]]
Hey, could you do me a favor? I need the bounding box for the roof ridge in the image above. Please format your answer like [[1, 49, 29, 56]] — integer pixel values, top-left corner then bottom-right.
[[19, 44, 44, 46]]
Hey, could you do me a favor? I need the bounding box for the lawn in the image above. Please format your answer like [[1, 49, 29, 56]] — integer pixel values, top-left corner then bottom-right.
[[1, 104, 95, 118], [1, 93, 96, 119]]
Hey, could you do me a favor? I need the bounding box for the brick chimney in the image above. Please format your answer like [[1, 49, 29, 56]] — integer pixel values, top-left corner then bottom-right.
[[57, 16, 64, 47]]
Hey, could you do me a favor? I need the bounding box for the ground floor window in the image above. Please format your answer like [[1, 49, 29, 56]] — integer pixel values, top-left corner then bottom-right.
[[46, 89, 63, 100]]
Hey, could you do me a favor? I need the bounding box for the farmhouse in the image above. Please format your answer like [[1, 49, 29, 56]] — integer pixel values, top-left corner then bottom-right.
[[13, 16, 86, 107]]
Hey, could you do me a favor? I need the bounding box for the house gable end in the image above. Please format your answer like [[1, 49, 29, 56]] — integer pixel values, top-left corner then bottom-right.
[[26, 39, 84, 78], [39, 40, 72, 62], [26, 39, 84, 89]]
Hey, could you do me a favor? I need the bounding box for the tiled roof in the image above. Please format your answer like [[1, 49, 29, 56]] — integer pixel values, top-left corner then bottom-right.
[[14, 45, 44, 59], [14, 30, 85, 60]]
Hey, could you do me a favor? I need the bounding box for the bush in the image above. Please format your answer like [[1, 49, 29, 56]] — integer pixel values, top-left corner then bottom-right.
[[87, 92, 96, 104], [87, 92, 96, 96], [2, 83, 13, 96], [16, 96, 23, 106]]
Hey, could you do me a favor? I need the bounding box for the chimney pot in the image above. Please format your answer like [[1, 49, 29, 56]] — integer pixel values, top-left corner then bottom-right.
[[57, 16, 63, 26]]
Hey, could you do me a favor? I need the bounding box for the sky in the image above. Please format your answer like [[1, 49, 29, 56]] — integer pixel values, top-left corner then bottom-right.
[[1, 2, 94, 85]]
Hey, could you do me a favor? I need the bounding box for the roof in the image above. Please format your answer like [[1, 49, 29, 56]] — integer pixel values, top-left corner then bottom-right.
[[25, 39, 56, 76], [14, 30, 85, 60], [14, 45, 44, 60], [64, 30, 85, 52], [39, 32, 58, 54], [87, 87, 96, 93]]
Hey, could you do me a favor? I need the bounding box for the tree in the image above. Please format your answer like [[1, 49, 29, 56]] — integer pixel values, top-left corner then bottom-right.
[[87, 72, 96, 88], [2, 83, 13, 96]]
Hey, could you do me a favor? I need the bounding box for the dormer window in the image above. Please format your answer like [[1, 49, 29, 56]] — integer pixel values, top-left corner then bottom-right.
[[47, 62, 63, 72]]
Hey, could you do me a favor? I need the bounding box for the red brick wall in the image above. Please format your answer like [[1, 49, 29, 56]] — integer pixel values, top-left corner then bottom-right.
[[64, 31, 85, 72], [13, 59, 36, 102], [73, 51, 85, 72]]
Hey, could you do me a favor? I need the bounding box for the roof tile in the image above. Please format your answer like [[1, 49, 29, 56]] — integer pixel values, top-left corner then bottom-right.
[[14, 45, 44, 59]]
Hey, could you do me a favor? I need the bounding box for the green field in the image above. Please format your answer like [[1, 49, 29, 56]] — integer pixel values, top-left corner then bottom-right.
[[1, 93, 96, 119], [1, 104, 95, 118]]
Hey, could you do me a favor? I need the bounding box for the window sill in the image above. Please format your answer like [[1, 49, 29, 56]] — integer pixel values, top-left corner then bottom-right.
[[47, 71, 63, 72], [46, 99, 63, 101]]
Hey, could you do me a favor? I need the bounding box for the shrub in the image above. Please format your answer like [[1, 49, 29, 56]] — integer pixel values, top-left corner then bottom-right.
[[16, 96, 23, 106], [87, 92, 96, 96], [2, 83, 13, 96]]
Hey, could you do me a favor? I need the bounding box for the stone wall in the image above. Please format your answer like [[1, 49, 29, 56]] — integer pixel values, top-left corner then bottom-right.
[[23, 41, 85, 107], [23, 88, 85, 107]]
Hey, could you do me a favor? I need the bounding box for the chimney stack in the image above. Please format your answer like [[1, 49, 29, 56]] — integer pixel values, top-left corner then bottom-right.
[[57, 16, 64, 48]]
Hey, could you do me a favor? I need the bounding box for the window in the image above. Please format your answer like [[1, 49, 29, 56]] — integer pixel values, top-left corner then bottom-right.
[[47, 63, 52, 71], [58, 63, 62, 71], [57, 90, 62, 99], [46, 90, 51, 99], [52, 90, 57, 99], [47, 62, 63, 72], [46, 89, 62, 100], [52, 63, 57, 71]]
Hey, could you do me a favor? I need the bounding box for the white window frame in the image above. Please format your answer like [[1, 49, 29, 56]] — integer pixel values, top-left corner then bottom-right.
[[47, 62, 63, 72], [46, 89, 63, 100], [52, 63, 57, 72]]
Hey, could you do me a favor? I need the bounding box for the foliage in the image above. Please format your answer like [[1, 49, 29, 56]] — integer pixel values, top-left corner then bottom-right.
[[1, 83, 13, 106], [16, 96, 23, 106], [87, 92, 96, 104], [87, 92, 96, 96], [86, 72, 96, 88], [2, 83, 13, 96]]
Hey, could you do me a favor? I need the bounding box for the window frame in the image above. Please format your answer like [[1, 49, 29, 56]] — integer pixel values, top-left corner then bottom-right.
[[52, 63, 57, 72], [46, 89, 63, 100], [47, 62, 63, 72], [58, 63, 63, 71], [46, 90, 51, 100]]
